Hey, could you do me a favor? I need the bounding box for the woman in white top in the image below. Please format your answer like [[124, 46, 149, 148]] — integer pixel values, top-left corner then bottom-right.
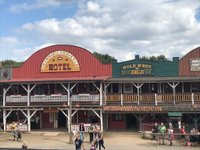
[[168, 123, 174, 146]]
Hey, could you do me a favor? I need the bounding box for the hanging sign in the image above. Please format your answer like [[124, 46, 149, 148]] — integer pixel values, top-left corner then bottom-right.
[[41, 50, 80, 72], [190, 58, 200, 71]]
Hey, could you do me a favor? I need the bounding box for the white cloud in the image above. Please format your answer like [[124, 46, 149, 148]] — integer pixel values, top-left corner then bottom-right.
[[87, 1, 100, 12], [9, 0, 76, 13], [3, 0, 200, 62], [0, 37, 19, 60]]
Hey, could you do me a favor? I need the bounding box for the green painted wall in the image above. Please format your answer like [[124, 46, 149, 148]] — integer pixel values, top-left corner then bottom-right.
[[112, 59, 179, 78]]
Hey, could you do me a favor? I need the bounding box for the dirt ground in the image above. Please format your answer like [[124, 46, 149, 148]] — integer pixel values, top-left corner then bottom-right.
[[0, 131, 199, 150]]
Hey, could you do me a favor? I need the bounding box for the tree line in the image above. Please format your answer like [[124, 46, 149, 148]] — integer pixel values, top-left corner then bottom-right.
[[0, 53, 169, 68]]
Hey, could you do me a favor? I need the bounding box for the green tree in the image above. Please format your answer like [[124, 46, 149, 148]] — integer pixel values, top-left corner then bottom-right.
[[93, 52, 117, 64], [141, 55, 169, 61], [2, 60, 23, 68]]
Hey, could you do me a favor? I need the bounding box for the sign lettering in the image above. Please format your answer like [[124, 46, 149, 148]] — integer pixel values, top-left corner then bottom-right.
[[121, 63, 153, 76], [41, 50, 80, 72], [190, 58, 200, 71]]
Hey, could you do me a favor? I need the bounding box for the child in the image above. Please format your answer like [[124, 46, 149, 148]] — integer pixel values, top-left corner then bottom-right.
[[21, 142, 28, 150], [90, 141, 96, 150]]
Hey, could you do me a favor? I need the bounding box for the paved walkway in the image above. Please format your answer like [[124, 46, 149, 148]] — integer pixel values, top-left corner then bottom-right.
[[0, 131, 199, 150]]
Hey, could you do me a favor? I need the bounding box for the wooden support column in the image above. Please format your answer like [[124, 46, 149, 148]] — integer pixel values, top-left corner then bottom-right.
[[92, 109, 103, 132], [133, 83, 144, 106], [3, 85, 12, 106], [61, 82, 77, 144], [104, 83, 110, 105], [100, 109, 103, 132], [3, 109, 13, 131], [133, 114, 147, 131], [155, 93, 157, 106], [100, 83, 103, 106], [192, 93, 194, 105], [168, 82, 179, 105], [61, 83, 77, 106], [21, 84, 36, 106], [20, 109, 38, 132], [190, 115, 200, 129], [92, 82, 103, 106]]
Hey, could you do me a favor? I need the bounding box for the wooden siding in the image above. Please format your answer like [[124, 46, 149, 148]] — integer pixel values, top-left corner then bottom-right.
[[179, 47, 200, 77], [12, 45, 112, 79]]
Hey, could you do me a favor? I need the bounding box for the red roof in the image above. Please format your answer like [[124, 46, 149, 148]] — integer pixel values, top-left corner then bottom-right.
[[10, 45, 112, 81]]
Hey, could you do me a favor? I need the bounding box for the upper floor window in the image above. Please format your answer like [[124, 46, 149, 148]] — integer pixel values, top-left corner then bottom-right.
[[89, 83, 98, 93], [34, 85, 44, 95], [123, 83, 133, 93], [54, 84, 63, 94], [10, 85, 19, 95]]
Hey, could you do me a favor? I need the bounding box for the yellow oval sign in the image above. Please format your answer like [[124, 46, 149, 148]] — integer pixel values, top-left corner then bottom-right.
[[41, 50, 80, 72]]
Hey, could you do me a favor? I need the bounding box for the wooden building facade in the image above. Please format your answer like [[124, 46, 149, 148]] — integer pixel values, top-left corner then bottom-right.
[[0, 45, 200, 132]]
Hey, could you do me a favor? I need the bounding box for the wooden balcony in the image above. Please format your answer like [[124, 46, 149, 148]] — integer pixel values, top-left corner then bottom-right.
[[4, 93, 200, 107], [5, 94, 100, 106], [106, 93, 200, 106]]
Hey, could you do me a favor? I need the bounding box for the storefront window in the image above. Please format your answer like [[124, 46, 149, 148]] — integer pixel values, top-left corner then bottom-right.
[[112, 114, 124, 121]]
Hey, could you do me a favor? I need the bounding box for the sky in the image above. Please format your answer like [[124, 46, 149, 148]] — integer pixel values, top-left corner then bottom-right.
[[0, 0, 200, 62]]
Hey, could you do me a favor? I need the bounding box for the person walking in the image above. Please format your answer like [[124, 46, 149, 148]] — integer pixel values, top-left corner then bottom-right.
[[159, 122, 166, 145], [89, 124, 94, 143], [180, 125, 187, 144], [97, 130, 106, 150], [168, 123, 174, 146], [152, 122, 159, 140], [79, 122, 85, 142], [10, 121, 17, 141], [74, 133, 85, 150]]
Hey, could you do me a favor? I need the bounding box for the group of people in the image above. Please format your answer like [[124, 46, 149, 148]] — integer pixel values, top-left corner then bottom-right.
[[152, 122, 200, 146], [74, 123, 106, 150], [9, 121, 22, 141], [9, 121, 28, 149], [180, 125, 200, 146], [152, 122, 174, 146]]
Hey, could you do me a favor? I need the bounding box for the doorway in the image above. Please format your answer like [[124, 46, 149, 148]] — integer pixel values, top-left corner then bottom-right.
[[126, 114, 137, 130], [58, 111, 66, 128]]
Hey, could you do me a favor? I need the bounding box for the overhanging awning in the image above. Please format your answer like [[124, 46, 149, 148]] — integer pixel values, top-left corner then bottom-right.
[[0, 76, 111, 83], [168, 112, 182, 117]]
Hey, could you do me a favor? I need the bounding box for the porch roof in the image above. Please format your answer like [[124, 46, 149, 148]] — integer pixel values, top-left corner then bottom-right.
[[103, 106, 162, 112], [0, 76, 110, 84], [106, 76, 200, 83]]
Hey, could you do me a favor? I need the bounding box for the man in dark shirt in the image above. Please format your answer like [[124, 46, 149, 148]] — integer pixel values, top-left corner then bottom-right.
[[79, 122, 85, 142], [152, 122, 159, 140]]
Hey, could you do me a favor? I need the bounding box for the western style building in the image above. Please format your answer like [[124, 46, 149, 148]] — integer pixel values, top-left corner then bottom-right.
[[0, 45, 200, 133]]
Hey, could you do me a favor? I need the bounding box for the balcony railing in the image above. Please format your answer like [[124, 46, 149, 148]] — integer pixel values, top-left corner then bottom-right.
[[106, 93, 200, 106], [5, 94, 100, 104], [4, 93, 200, 106]]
